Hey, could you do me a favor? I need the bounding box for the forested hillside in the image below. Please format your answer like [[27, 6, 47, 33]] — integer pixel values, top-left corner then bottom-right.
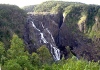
[[0, 1, 100, 70], [0, 4, 27, 49], [23, 1, 100, 39], [23, 1, 100, 38], [23, 1, 84, 12]]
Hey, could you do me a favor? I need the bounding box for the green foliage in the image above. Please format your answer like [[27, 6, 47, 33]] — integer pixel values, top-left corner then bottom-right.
[[23, 5, 36, 12], [7, 34, 26, 59], [0, 4, 27, 48], [34, 1, 59, 12], [78, 15, 87, 24], [10, 34, 24, 49], [4, 59, 22, 70], [0, 42, 5, 64], [40, 56, 100, 70], [61, 57, 100, 70], [86, 5, 99, 34], [51, 3, 63, 13], [88, 31, 100, 38], [24, 1, 84, 12], [16, 55, 33, 70], [1, 35, 100, 70], [63, 6, 83, 35], [0, 42, 5, 58], [62, 4, 100, 39], [3, 34, 33, 70], [30, 52, 40, 66], [63, 5, 73, 17], [37, 45, 53, 64], [0, 1, 100, 70]]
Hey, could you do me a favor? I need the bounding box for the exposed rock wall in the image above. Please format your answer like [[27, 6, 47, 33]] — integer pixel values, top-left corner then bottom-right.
[[24, 11, 100, 61]]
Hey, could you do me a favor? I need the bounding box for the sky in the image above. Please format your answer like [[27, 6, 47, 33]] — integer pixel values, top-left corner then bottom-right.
[[0, 0, 100, 7]]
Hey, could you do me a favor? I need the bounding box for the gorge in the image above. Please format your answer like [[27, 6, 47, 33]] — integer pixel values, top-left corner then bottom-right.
[[23, 11, 96, 61], [1, 2, 100, 70], [23, 1, 100, 61], [0, 1, 100, 62]]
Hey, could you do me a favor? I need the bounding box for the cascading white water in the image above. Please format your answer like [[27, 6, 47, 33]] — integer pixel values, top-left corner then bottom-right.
[[52, 47, 60, 60], [46, 28, 55, 42], [40, 33, 48, 43], [46, 28, 60, 61], [32, 21, 48, 43], [31, 21, 60, 61], [50, 44, 60, 61], [32, 21, 40, 32]]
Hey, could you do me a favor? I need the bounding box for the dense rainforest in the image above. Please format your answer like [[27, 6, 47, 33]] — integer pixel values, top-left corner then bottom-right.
[[0, 1, 100, 70]]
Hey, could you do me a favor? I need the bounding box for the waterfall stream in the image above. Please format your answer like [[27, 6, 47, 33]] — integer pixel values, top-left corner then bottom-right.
[[46, 28, 55, 42], [40, 33, 48, 43], [31, 21, 60, 61], [32, 21, 40, 32]]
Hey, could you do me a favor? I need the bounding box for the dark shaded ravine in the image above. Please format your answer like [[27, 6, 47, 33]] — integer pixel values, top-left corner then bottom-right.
[[55, 12, 78, 59]]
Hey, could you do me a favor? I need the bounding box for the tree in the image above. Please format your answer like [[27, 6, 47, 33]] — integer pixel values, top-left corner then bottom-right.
[[30, 52, 40, 66], [37, 45, 52, 64], [4, 59, 22, 70], [4, 34, 33, 70], [7, 34, 27, 59], [0, 42, 5, 64], [16, 55, 33, 70], [0, 4, 27, 49]]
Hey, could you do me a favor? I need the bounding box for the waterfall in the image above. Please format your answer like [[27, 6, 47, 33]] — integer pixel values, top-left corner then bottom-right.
[[46, 28, 55, 42], [53, 47, 60, 60], [50, 44, 60, 61], [32, 21, 48, 44], [32, 21, 40, 32], [31, 21, 60, 61], [46, 28, 60, 61], [40, 33, 48, 43]]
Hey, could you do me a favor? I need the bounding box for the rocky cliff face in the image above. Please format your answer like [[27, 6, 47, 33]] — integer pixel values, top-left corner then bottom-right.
[[24, 11, 100, 61]]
